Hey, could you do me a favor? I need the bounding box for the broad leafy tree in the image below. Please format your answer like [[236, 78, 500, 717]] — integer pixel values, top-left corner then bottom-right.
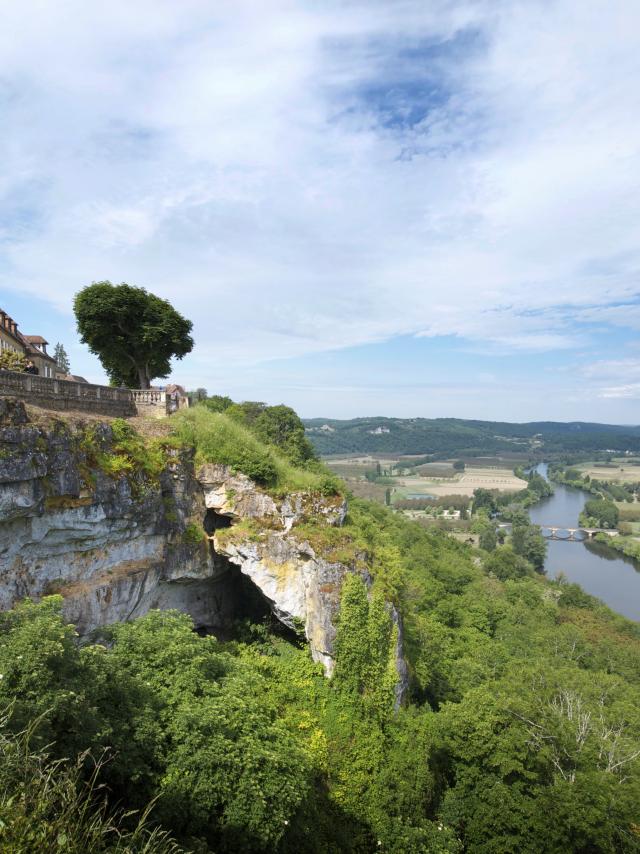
[[472, 487, 496, 515], [202, 394, 234, 413], [584, 498, 619, 529], [512, 523, 547, 569], [73, 281, 193, 388]]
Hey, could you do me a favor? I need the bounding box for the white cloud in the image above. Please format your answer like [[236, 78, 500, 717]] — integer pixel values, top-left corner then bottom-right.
[[1, 0, 640, 391], [583, 359, 640, 381], [599, 384, 640, 400]]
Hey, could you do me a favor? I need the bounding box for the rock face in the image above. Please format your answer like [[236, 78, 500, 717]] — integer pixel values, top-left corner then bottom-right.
[[197, 463, 348, 530], [198, 462, 352, 674], [0, 400, 406, 696], [0, 400, 230, 633]]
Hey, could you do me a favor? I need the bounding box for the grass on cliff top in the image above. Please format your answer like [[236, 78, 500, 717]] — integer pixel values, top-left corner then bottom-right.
[[171, 407, 341, 495]]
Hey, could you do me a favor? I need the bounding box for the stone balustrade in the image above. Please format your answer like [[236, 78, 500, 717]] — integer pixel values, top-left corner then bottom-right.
[[0, 370, 173, 418], [130, 388, 169, 418]]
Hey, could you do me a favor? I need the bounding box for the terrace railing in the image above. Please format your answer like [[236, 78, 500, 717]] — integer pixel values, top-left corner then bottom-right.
[[0, 369, 136, 416], [0, 370, 186, 418]]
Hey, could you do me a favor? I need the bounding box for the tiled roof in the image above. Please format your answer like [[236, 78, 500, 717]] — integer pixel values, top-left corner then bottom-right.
[[0, 309, 23, 344], [21, 337, 57, 362], [23, 335, 49, 345]]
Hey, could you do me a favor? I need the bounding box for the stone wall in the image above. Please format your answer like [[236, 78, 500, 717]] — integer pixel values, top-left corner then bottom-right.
[[130, 388, 170, 418], [0, 369, 136, 417]]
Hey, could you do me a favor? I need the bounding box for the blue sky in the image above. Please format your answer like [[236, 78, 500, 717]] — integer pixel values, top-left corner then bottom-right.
[[1, 0, 640, 422]]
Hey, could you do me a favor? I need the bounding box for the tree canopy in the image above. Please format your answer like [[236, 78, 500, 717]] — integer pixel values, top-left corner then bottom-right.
[[73, 281, 193, 388], [584, 498, 620, 529]]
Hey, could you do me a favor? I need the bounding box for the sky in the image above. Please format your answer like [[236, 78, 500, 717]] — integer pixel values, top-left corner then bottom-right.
[[1, 0, 640, 423]]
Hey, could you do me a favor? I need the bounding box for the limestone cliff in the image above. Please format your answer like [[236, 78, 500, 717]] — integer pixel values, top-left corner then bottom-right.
[[0, 398, 227, 634], [198, 463, 351, 673], [0, 399, 407, 695]]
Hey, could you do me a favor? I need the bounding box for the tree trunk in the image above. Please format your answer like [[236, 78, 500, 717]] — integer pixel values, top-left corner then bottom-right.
[[136, 365, 151, 389]]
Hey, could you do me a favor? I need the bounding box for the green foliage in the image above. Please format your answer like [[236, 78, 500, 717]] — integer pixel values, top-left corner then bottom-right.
[[171, 406, 340, 494], [526, 470, 553, 498], [187, 388, 208, 405], [73, 281, 193, 388], [511, 523, 547, 569], [483, 545, 533, 580], [452, 460, 465, 471], [182, 523, 205, 545], [223, 401, 318, 467], [595, 533, 640, 561], [0, 350, 27, 372], [252, 404, 317, 466], [106, 613, 311, 850], [53, 342, 70, 375], [80, 419, 169, 486], [333, 575, 397, 717], [478, 525, 497, 552], [201, 394, 233, 413], [583, 498, 620, 528], [436, 664, 640, 853], [471, 487, 497, 514], [2, 482, 640, 851], [304, 415, 640, 457], [0, 720, 181, 854]]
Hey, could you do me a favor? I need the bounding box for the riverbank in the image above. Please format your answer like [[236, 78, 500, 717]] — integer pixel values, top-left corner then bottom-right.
[[594, 532, 640, 561], [529, 463, 640, 621], [548, 461, 640, 562]]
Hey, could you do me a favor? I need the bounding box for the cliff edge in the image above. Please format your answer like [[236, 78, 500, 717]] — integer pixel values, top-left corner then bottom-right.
[[0, 399, 407, 696]]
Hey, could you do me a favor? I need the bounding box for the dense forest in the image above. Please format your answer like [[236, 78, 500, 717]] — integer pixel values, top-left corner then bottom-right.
[[1, 402, 640, 853], [303, 416, 640, 457]]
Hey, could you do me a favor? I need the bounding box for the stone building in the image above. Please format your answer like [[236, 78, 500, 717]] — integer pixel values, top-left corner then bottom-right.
[[21, 335, 58, 378], [0, 310, 25, 355], [0, 309, 62, 378]]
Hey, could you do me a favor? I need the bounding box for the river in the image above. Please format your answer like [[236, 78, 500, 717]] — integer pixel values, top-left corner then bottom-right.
[[527, 463, 640, 621]]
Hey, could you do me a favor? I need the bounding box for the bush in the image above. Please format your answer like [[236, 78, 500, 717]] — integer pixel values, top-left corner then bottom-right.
[[172, 408, 278, 485], [483, 546, 533, 580], [171, 407, 341, 495], [182, 523, 206, 545], [0, 720, 181, 854], [0, 351, 27, 372]]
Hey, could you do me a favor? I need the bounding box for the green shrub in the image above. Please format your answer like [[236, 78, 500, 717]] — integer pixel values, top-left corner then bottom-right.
[[0, 351, 27, 372], [171, 407, 341, 495], [182, 523, 205, 545], [0, 718, 182, 854], [78, 420, 168, 486]]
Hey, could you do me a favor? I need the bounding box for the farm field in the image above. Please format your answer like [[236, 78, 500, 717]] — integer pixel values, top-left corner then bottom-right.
[[324, 456, 400, 479], [577, 460, 640, 482], [392, 467, 527, 498], [325, 455, 528, 504]]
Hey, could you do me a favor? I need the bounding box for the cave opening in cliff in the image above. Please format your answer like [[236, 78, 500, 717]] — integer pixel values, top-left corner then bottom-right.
[[195, 513, 301, 646], [203, 507, 232, 535]]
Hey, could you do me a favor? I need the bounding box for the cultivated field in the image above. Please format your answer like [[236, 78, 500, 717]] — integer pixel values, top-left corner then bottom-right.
[[325, 456, 401, 479], [325, 455, 528, 505], [392, 467, 527, 498], [577, 460, 640, 483]]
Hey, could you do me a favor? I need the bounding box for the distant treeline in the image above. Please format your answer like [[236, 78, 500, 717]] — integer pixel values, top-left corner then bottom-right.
[[395, 494, 470, 511], [549, 463, 640, 504], [304, 416, 640, 457]]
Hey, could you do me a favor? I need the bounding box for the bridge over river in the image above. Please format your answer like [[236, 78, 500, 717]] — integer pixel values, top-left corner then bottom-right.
[[497, 522, 619, 542]]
